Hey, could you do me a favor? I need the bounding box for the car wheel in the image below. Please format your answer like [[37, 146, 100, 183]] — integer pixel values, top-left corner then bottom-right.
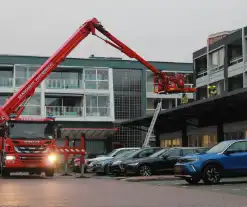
[[202, 164, 221, 185], [139, 165, 152, 176], [185, 177, 201, 184]]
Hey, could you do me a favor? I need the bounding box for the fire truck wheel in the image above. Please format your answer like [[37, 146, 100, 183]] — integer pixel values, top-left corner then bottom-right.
[[45, 168, 55, 177]]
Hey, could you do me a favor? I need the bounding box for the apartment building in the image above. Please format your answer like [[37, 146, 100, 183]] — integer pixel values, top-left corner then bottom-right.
[[191, 27, 247, 147], [0, 55, 193, 154]]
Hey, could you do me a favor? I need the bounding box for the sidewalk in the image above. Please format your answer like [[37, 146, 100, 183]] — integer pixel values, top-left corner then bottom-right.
[[120, 175, 178, 182]]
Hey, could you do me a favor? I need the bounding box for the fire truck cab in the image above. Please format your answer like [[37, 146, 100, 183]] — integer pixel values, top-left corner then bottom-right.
[[0, 117, 61, 177]]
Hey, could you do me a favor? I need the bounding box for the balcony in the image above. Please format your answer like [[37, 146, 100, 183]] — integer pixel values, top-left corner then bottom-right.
[[46, 79, 81, 89], [228, 56, 244, 78], [45, 106, 83, 117], [0, 77, 13, 88]]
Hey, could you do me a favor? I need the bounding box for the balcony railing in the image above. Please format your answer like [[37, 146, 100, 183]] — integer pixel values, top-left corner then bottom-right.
[[0, 77, 13, 88], [197, 70, 207, 78], [46, 106, 83, 117], [46, 79, 81, 89], [22, 105, 41, 116], [229, 56, 243, 66], [86, 107, 110, 117], [15, 77, 41, 88]]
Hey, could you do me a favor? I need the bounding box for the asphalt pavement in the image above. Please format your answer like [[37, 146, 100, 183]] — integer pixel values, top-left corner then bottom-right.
[[143, 177, 247, 197], [1, 173, 247, 207]]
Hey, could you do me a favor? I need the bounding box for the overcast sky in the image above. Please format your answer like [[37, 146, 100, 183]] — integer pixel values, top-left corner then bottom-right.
[[0, 0, 246, 63]]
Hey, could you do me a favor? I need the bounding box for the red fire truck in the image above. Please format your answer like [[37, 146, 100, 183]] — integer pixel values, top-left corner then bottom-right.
[[0, 17, 196, 177]]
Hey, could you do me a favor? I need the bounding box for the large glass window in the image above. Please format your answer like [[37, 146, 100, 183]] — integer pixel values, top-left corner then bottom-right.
[[113, 68, 143, 147], [84, 69, 109, 90], [209, 48, 224, 71], [86, 95, 110, 116], [0, 68, 13, 87]]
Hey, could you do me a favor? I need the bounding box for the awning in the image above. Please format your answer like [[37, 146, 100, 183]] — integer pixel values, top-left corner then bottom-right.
[[61, 128, 118, 139], [117, 87, 247, 134]]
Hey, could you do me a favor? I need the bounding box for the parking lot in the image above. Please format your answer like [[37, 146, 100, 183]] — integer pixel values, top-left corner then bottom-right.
[[1, 173, 247, 207]]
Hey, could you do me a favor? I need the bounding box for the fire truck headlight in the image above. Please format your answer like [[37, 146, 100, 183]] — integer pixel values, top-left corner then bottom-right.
[[5, 155, 16, 161], [48, 154, 56, 163]]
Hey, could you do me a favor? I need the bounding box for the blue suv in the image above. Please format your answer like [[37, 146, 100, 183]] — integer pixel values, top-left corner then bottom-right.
[[174, 140, 247, 185]]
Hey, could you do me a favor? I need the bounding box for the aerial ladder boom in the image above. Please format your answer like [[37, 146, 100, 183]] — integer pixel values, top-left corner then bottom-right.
[[0, 17, 196, 125]]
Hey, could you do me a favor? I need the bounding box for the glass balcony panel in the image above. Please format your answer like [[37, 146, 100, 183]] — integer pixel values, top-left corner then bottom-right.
[[46, 106, 83, 117], [98, 107, 110, 116], [0, 77, 13, 87], [85, 81, 97, 89], [146, 83, 154, 92]]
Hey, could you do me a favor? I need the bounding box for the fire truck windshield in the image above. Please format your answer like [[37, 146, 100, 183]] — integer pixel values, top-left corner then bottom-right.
[[8, 121, 55, 139]]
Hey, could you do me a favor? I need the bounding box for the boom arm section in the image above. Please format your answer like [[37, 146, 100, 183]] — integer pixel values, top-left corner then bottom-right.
[[0, 17, 196, 124]]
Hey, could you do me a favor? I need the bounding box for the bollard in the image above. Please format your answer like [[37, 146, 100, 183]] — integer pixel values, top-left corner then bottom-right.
[[61, 136, 72, 176]]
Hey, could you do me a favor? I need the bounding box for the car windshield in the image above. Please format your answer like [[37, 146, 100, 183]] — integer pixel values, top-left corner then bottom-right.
[[106, 149, 118, 157], [206, 142, 232, 154], [149, 148, 169, 158], [8, 121, 55, 139]]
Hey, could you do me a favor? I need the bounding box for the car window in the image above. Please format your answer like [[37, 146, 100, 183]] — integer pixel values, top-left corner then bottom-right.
[[167, 149, 180, 157], [137, 148, 156, 158], [227, 141, 247, 152], [182, 149, 195, 156]]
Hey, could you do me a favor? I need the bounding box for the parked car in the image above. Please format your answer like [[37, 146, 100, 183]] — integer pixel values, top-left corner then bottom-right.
[[95, 149, 138, 175], [108, 147, 163, 176], [174, 140, 247, 185], [85, 148, 140, 172], [124, 147, 205, 176]]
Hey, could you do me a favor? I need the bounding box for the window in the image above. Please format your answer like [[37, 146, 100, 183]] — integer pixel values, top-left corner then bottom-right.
[[147, 98, 155, 109], [162, 99, 169, 110], [227, 141, 247, 152], [182, 149, 196, 156], [86, 95, 110, 116], [209, 48, 224, 71], [138, 149, 156, 158], [84, 69, 109, 90], [168, 149, 181, 156]]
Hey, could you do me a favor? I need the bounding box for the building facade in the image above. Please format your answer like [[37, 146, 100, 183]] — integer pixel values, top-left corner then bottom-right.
[[159, 27, 247, 148], [0, 55, 193, 154]]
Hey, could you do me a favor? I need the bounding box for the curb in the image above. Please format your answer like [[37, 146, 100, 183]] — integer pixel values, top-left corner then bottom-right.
[[122, 176, 178, 182]]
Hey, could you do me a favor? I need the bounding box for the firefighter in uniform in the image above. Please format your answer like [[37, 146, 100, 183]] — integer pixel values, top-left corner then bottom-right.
[[181, 93, 188, 104], [208, 85, 217, 97]]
